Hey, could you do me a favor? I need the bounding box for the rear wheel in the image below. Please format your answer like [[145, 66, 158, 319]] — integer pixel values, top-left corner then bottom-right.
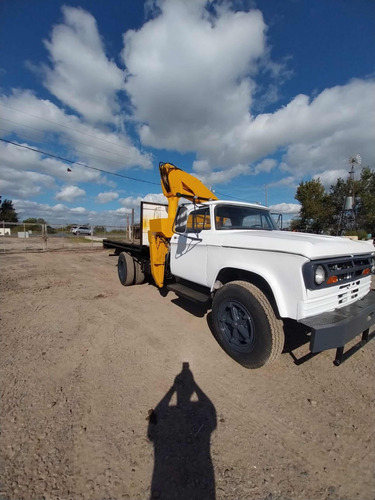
[[212, 281, 284, 369], [134, 258, 145, 284], [118, 252, 135, 286]]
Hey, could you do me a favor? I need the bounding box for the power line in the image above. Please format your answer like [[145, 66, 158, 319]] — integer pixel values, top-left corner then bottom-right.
[[0, 117, 145, 163], [0, 138, 160, 186], [0, 136, 256, 202], [0, 125, 146, 169], [214, 190, 250, 202]]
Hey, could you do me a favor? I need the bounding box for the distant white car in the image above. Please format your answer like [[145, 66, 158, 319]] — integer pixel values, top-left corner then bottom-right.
[[71, 226, 92, 235]]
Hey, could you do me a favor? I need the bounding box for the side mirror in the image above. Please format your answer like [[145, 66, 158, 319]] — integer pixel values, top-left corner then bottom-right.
[[174, 206, 188, 233]]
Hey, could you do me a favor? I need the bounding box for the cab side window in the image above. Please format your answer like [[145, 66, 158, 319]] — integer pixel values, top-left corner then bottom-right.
[[186, 208, 211, 233]]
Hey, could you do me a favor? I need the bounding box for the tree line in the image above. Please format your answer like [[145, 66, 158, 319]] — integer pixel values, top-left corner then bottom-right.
[[291, 166, 375, 237]]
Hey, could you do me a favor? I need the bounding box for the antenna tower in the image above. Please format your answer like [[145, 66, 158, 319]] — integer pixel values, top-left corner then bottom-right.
[[337, 155, 361, 235]]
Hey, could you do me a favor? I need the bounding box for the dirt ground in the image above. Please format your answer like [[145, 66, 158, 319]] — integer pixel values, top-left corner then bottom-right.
[[1, 250, 374, 500]]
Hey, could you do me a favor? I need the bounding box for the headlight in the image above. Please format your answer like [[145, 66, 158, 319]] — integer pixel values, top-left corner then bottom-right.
[[371, 256, 375, 274], [314, 265, 326, 285]]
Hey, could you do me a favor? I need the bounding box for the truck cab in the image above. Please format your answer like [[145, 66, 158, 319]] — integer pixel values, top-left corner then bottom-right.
[[171, 200, 373, 318]]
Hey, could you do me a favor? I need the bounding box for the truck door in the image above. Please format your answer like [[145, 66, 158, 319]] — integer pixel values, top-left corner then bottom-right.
[[170, 206, 211, 286]]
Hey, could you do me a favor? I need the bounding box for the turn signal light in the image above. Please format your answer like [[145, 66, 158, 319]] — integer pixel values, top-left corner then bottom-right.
[[362, 268, 370, 275], [327, 276, 338, 284]]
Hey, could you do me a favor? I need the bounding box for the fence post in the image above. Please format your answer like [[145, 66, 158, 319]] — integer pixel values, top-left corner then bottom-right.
[[44, 224, 48, 251], [131, 209, 135, 243]]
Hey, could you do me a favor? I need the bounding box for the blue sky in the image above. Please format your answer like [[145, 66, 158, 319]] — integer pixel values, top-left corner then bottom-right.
[[1, 0, 374, 225]]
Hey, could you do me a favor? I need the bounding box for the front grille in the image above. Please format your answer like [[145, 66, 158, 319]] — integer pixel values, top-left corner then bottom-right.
[[298, 278, 371, 319], [303, 253, 373, 290], [338, 280, 360, 304], [327, 256, 371, 282]]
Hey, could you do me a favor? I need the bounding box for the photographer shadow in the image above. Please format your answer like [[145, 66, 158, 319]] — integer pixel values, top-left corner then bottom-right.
[[148, 362, 217, 500]]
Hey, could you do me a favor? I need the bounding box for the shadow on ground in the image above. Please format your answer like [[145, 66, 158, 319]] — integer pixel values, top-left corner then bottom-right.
[[148, 362, 217, 500], [170, 295, 312, 364]]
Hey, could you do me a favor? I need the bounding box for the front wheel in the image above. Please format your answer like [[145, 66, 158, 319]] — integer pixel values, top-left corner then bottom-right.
[[212, 281, 284, 369]]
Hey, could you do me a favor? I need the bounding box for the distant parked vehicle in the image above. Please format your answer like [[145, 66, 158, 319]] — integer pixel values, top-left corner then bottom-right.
[[71, 226, 93, 235]]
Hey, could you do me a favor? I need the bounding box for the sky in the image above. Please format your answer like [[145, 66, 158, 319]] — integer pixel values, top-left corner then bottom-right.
[[0, 0, 374, 226]]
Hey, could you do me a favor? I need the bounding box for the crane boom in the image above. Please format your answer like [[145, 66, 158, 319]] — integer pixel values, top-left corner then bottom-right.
[[148, 162, 217, 288]]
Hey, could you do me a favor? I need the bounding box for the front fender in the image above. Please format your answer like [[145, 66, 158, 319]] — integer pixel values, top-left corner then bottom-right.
[[207, 246, 308, 319]]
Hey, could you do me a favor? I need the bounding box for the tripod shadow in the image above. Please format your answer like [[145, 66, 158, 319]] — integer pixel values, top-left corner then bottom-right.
[[148, 363, 217, 499]]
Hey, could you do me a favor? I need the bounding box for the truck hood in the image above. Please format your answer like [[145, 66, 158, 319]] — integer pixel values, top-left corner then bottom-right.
[[217, 230, 374, 260]]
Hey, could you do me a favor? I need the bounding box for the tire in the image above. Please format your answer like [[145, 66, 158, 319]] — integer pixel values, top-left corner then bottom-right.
[[134, 258, 145, 285], [212, 281, 284, 369], [118, 252, 135, 286]]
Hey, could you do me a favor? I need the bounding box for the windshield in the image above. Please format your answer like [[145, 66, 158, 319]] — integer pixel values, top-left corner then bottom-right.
[[214, 204, 277, 231]]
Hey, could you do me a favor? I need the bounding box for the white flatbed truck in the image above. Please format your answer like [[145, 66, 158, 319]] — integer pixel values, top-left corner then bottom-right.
[[104, 163, 375, 369]]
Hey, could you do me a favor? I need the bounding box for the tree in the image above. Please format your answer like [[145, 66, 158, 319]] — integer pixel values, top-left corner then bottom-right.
[[291, 178, 331, 232], [0, 198, 18, 223], [356, 167, 375, 233], [292, 167, 375, 236], [23, 217, 47, 225]]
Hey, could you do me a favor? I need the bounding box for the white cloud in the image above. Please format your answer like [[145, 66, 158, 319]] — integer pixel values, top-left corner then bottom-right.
[[56, 185, 86, 202], [96, 191, 119, 204], [13, 199, 93, 224], [0, 89, 152, 200], [110, 207, 133, 215], [313, 169, 349, 190], [119, 192, 166, 209], [13, 199, 90, 223], [191, 157, 277, 186], [3, 2, 374, 216], [0, 166, 56, 199], [0, 5, 153, 205], [269, 203, 301, 214], [193, 160, 251, 186], [0, 90, 152, 171], [51, 203, 67, 212], [121, 0, 375, 184], [253, 158, 277, 174], [71, 206, 87, 213], [123, 0, 266, 155], [228, 79, 375, 174], [43, 6, 125, 123], [268, 176, 297, 188]]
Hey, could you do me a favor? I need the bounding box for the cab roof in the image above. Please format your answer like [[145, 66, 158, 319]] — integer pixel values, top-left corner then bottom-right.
[[182, 199, 270, 211]]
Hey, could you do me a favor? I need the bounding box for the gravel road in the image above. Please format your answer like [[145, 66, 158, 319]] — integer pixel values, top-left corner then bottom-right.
[[1, 250, 374, 500]]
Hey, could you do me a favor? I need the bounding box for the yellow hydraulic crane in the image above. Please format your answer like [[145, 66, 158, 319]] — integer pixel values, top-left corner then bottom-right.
[[148, 162, 217, 288]]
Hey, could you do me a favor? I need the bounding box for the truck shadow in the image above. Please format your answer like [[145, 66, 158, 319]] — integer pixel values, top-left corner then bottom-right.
[[169, 296, 311, 359], [147, 362, 217, 500], [170, 297, 209, 318], [206, 312, 312, 360], [281, 319, 311, 353]]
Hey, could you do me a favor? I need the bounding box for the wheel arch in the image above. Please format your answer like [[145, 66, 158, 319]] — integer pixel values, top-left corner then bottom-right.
[[212, 267, 281, 318]]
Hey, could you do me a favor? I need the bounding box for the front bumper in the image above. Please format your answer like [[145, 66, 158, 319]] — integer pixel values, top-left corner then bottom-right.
[[298, 290, 375, 353]]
